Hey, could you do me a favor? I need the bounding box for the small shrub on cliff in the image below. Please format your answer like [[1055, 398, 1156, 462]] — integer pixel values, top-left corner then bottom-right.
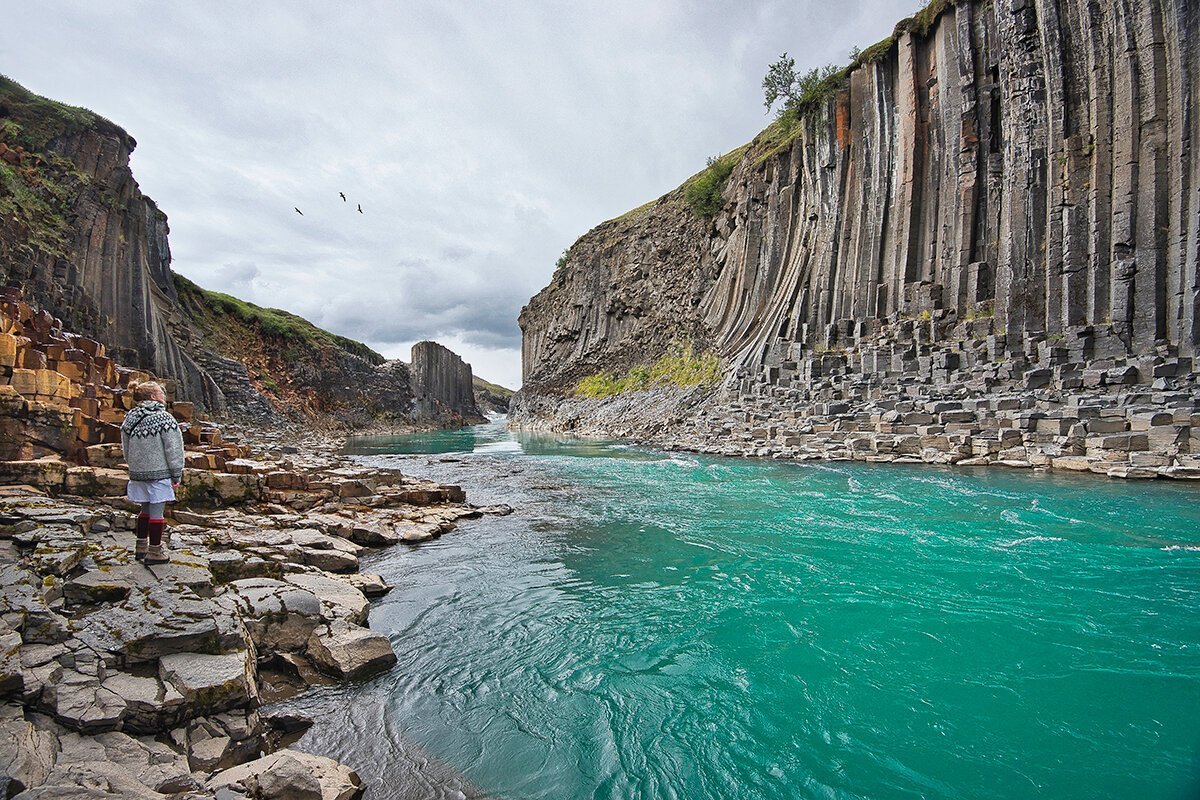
[[685, 155, 736, 218], [576, 342, 721, 399]]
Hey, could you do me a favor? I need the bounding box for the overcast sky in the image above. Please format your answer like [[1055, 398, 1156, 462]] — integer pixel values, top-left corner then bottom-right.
[[6, 0, 913, 388]]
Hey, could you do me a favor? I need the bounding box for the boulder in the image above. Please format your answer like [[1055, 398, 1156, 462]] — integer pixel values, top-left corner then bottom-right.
[[347, 522, 400, 546], [63, 565, 143, 606], [179, 469, 261, 507], [0, 457, 68, 490], [307, 620, 396, 680], [284, 573, 370, 625], [222, 578, 324, 652], [207, 748, 364, 800], [159, 649, 259, 715], [342, 572, 391, 598], [299, 547, 359, 573], [63, 466, 129, 496]]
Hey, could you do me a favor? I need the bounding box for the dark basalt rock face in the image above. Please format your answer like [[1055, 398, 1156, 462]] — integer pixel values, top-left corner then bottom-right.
[[411, 341, 486, 424], [0, 78, 225, 413], [513, 0, 1200, 478]]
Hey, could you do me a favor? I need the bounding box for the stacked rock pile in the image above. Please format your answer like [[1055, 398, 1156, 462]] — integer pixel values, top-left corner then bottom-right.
[[680, 312, 1200, 479]]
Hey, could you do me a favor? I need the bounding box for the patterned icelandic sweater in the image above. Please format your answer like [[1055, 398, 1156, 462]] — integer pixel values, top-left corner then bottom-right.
[[120, 401, 185, 483]]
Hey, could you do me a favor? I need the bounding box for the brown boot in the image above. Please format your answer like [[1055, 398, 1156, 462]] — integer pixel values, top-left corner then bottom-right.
[[134, 514, 149, 560], [145, 543, 170, 565], [145, 519, 170, 565]]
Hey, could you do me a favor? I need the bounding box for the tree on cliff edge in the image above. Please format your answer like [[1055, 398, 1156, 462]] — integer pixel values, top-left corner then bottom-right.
[[762, 53, 842, 119]]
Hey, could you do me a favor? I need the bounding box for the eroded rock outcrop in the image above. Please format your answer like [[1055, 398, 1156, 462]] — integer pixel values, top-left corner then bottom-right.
[[410, 341, 485, 424], [514, 0, 1200, 479], [0, 430, 504, 797]]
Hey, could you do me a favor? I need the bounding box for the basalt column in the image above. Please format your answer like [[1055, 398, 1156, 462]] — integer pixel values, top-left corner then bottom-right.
[[410, 341, 484, 422]]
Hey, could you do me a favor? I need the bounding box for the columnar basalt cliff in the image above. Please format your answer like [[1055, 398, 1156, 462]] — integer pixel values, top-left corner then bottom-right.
[[0, 76, 483, 430], [411, 341, 486, 424], [514, 0, 1200, 478], [0, 77, 223, 412]]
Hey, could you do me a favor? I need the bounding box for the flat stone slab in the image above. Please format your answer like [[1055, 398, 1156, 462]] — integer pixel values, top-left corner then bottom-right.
[[64, 566, 143, 605], [159, 650, 258, 714], [284, 573, 369, 625], [75, 584, 246, 663]]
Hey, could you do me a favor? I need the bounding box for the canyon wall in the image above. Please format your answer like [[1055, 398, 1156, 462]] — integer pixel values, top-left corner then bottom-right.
[[514, 0, 1200, 476], [0, 79, 224, 411], [0, 76, 481, 430], [521, 0, 1200, 393]]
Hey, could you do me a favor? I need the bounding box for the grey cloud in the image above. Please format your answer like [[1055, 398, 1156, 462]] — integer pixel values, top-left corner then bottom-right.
[[216, 261, 260, 288], [8, 0, 915, 388]]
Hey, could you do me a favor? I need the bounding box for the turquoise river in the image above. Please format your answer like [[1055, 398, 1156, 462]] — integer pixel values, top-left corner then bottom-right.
[[283, 418, 1200, 800]]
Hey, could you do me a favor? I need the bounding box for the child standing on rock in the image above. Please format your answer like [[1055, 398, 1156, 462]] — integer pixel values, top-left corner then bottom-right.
[[120, 381, 184, 565]]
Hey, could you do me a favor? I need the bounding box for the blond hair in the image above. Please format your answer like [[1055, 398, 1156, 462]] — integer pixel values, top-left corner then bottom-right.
[[131, 381, 166, 402]]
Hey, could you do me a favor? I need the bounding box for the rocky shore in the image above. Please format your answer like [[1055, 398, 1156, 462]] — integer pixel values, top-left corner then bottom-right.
[[0, 426, 510, 799], [0, 289, 509, 798], [511, 337, 1200, 481]]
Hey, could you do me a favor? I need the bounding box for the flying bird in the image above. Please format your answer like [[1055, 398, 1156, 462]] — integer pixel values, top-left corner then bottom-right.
[[357, 203, 363, 214], [339, 192, 346, 202], [294, 207, 304, 216]]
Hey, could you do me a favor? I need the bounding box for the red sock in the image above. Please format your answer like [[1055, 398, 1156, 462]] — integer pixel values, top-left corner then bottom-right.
[[149, 519, 165, 547], [135, 514, 149, 540]]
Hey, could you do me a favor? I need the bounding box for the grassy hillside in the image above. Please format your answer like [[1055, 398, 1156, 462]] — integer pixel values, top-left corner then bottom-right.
[[174, 275, 384, 365]]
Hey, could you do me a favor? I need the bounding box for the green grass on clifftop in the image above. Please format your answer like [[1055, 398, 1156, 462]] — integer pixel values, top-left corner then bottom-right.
[[174, 274, 385, 365], [473, 375, 515, 397], [576, 342, 721, 399], [0, 75, 107, 150], [0, 75, 114, 259]]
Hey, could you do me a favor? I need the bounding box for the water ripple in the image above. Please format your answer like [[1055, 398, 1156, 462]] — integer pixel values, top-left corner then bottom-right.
[[283, 420, 1200, 800]]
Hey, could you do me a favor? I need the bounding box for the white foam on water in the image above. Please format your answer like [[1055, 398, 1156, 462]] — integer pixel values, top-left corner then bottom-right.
[[998, 535, 1066, 548]]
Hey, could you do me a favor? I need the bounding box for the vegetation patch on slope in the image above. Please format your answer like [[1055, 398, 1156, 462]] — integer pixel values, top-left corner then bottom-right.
[[576, 342, 720, 399], [174, 274, 385, 365], [473, 375, 514, 398], [0, 75, 112, 259], [685, 151, 742, 218]]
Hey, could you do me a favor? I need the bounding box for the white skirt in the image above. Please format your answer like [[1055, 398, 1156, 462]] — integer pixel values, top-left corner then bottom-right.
[[127, 479, 176, 503]]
